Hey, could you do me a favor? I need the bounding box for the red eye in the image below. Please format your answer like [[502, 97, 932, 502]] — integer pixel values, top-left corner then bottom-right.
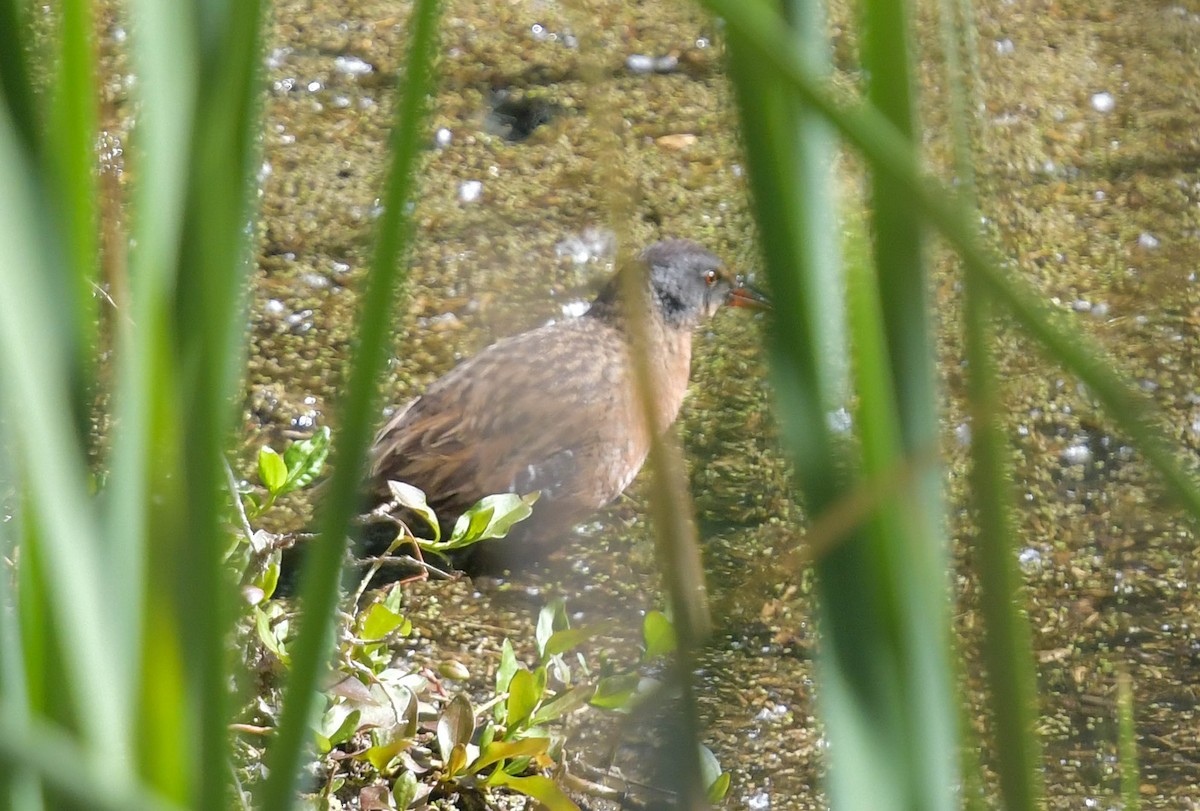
[[704, 269, 719, 286]]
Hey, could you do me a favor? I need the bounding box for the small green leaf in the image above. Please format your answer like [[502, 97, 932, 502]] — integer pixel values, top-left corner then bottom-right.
[[453, 503, 494, 544], [505, 669, 538, 730], [641, 610, 677, 661], [382, 580, 406, 612], [364, 736, 411, 773], [314, 731, 332, 755], [530, 685, 592, 725], [487, 772, 579, 811], [281, 426, 331, 493], [589, 674, 641, 711], [446, 742, 468, 778], [255, 606, 289, 665], [258, 447, 288, 494], [323, 707, 361, 748], [386, 480, 440, 542], [392, 770, 419, 808], [543, 627, 599, 659], [359, 602, 406, 641], [503, 756, 532, 776], [242, 490, 261, 514], [533, 665, 547, 698], [255, 549, 281, 601], [436, 694, 475, 763], [479, 721, 496, 750], [495, 639, 518, 722], [442, 492, 537, 549], [699, 744, 723, 792], [468, 737, 549, 774], [353, 641, 391, 674], [535, 598, 568, 659], [706, 771, 731, 804]]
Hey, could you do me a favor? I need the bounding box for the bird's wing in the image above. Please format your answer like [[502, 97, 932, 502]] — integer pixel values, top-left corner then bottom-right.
[[368, 320, 642, 517]]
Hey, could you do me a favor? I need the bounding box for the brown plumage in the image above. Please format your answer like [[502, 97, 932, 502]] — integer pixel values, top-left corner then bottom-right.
[[366, 239, 763, 562]]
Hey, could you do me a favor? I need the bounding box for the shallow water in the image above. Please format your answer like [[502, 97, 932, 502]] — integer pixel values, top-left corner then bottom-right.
[[241, 0, 1200, 807]]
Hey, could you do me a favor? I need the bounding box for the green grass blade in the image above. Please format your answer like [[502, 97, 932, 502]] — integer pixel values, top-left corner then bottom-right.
[[725, 0, 843, 502], [0, 475, 45, 811], [964, 250, 1043, 811], [47, 0, 100, 444], [828, 224, 958, 811], [939, 1, 1043, 804], [105, 4, 200, 790], [16, 514, 74, 735], [0, 0, 40, 156], [1117, 669, 1139, 810], [620, 268, 710, 807], [861, 1, 960, 807], [715, 4, 1193, 808], [861, 0, 936, 456], [725, 0, 961, 804], [0, 703, 182, 811], [103, 1, 266, 805], [931, 12, 996, 809], [0, 10, 99, 804], [936, 0, 978, 193], [110, 2, 199, 799], [259, 2, 442, 807], [168, 3, 266, 807], [0, 99, 127, 767]]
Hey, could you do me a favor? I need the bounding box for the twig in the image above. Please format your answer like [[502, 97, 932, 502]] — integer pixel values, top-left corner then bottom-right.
[[224, 457, 256, 544]]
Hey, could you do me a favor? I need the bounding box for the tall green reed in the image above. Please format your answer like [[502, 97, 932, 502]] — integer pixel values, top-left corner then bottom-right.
[[0, 0, 447, 804], [943, 1, 1043, 806], [708, 0, 1200, 807], [259, 0, 442, 807], [724, 0, 958, 806], [1, 0, 251, 807]]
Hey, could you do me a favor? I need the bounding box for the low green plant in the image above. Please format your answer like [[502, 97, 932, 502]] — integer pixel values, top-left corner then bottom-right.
[[377, 479, 540, 559], [228, 435, 730, 808], [229, 437, 715, 807], [252, 427, 332, 519], [255, 591, 590, 809], [237, 429, 536, 594]]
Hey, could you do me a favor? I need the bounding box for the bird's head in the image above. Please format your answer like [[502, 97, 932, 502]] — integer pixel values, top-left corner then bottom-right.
[[642, 239, 769, 327]]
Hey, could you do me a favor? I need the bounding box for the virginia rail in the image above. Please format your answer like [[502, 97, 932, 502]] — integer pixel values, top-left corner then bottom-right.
[[364, 238, 764, 570]]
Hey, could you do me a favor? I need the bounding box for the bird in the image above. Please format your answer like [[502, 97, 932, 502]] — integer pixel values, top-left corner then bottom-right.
[[361, 238, 766, 572]]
